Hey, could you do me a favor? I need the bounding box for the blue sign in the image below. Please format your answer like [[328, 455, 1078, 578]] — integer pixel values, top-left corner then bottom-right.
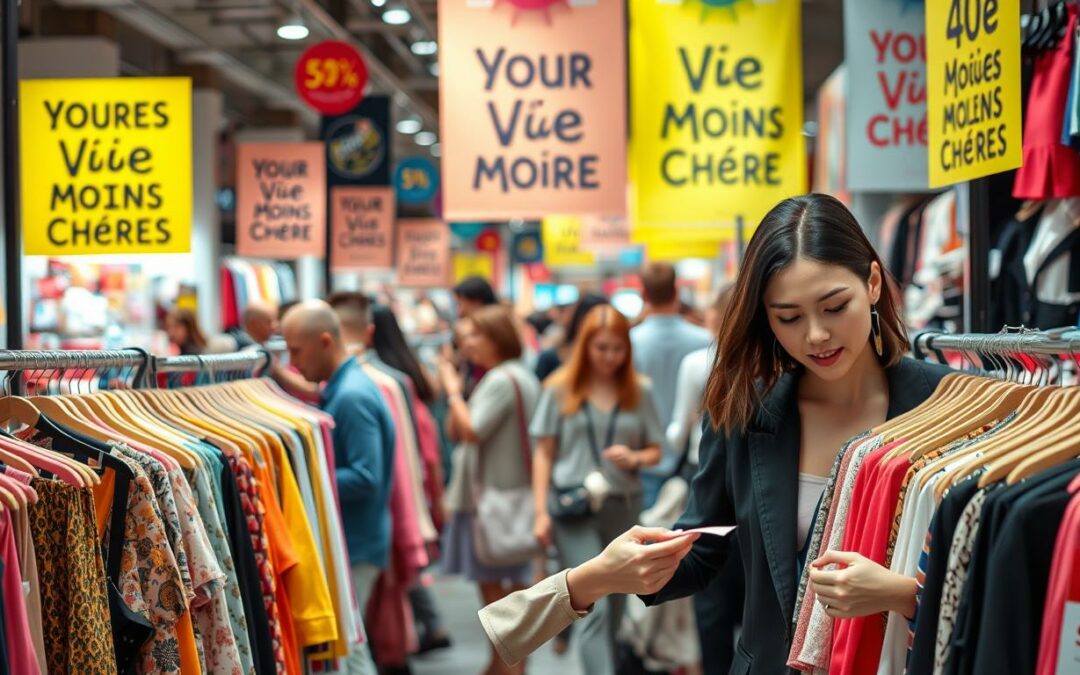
[[618, 246, 645, 267], [451, 222, 485, 239], [512, 231, 544, 264], [394, 156, 440, 205]]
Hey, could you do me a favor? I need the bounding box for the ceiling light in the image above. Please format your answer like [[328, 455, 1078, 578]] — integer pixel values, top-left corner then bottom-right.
[[371, 0, 387, 6], [415, 131, 437, 146], [430, 143, 441, 158], [396, 118, 422, 134], [382, 7, 411, 25], [428, 62, 440, 77], [411, 40, 437, 56], [276, 15, 309, 40]]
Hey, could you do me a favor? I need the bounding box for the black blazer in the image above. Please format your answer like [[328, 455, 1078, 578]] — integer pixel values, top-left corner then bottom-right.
[[642, 357, 953, 675]]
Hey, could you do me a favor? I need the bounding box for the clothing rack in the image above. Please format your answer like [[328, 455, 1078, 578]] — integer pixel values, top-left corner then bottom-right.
[[0, 348, 271, 393], [154, 349, 272, 380], [0, 349, 152, 394], [913, 329, 1080, 358]]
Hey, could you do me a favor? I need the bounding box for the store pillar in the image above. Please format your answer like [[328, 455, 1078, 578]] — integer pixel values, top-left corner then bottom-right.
[[193, 88, 224, 334]]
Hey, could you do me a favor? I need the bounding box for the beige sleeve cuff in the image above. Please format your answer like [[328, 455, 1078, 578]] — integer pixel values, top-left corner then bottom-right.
[[478, 569, 589, 666]]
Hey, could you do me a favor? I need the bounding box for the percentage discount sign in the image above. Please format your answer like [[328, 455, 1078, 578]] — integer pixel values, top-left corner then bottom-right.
[[295, 41, 369, 115]]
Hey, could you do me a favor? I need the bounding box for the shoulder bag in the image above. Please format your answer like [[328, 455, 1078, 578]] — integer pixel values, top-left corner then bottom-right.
[[472, 373, 543, 567]]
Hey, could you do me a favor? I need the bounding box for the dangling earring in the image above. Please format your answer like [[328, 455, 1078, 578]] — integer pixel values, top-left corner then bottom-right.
[[871, 304, 884, 357]]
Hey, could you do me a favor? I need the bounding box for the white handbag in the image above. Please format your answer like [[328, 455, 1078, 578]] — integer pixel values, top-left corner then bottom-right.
[[471, 374, 542, 567]]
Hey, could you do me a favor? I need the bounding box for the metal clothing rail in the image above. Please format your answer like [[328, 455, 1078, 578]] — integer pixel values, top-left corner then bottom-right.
[[0, 349, 152, 394], [913, 329, 1080, 359], [154, 350, 272, 375], [0, 349, 151, 371]]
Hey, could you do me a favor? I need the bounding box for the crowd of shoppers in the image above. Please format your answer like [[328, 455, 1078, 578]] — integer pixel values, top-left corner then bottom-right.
[[235, 263, 736, 675]]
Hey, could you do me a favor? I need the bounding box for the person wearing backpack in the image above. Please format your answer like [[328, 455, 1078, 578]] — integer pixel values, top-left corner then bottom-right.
[[531, 305, 664, 674]]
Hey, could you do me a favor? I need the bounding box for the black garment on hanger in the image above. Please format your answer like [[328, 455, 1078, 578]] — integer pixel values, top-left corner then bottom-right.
[[970, 465, 1078, 674], [944, 460, 1080, 675], [990, 205, 1043, 329], [215, 448, 275, 675], [889, 200, 928, 287], [907, 475, 984, 674]]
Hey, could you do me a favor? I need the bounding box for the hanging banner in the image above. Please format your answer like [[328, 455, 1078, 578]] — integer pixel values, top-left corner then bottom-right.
[[453, 252, 495, 283], [321, 95, 392, 187], [542, 215, 595, 267], [330, 186, 395, 270], [926, 0, 1022, 187], [20, 77, 193, 255], [295, 40, 369, 115], [438, 0, 627, 220], [581, 216, 630, 252], [844, 0, 929, 191], [394, 156, 440, 205], [629, 0, 805, 231], [236, 143, 326, 259], [396, 219, 451, 287]]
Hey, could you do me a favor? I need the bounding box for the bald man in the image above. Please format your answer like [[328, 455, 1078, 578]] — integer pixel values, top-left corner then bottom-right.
[[242, 300, 279, 345], [281, 301, 394, 675]]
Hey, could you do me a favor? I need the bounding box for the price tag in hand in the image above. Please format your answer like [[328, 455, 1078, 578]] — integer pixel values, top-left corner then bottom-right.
[[674, 526, 736, 538]]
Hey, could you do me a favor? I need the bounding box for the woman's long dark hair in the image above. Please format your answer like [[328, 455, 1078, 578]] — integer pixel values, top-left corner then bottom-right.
[[704, 194, 908, 432], [371, 304, 436, 403], [564, 293, 610, 349]]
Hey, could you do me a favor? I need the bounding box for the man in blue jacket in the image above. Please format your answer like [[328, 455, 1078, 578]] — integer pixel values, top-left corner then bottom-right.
[[282, 300, 396, 674]]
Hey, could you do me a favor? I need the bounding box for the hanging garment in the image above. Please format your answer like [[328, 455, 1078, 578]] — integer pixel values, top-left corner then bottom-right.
[[1015, 3, 1080, 199], [29, 479, 116, 674], [990, 204, 1045, 328], [1023, 198, 1080, 328]]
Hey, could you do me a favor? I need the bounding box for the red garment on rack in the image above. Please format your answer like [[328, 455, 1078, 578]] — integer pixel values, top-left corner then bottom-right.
[[829, 448, 911, 675], [221, 267, 239, 330], [1015, 4, 1080, 199]]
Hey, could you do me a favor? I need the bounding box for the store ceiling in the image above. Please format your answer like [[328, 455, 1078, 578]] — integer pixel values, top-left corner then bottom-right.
[[27, 0, 842, 149]]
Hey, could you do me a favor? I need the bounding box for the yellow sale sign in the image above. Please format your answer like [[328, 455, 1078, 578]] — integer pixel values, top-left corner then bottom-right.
[[629, 0, 806, 232], [925, 0, 1022, 186], [542, 215, 594, 268], [20, 78, 192, 254], [453, 252, 495, 283]]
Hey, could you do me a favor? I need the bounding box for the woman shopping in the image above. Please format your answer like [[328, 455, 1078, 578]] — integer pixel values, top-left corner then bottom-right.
[[437, 304, 541, 675], [477, 193, 953, 675], [531, 305, 663, 673]]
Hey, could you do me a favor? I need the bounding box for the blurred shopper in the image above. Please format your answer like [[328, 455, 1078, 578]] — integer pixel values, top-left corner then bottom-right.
[[243, 300, 279, 345], [165, 307, 208, 355], [667, 285, 744, 675], [531, 305, 663, 673], [437, 305, 540, 675], [534, 293, 609, 383], [281, 301, 395, 675], [630, 263, 712, 506], [453, 276, 498, 318]]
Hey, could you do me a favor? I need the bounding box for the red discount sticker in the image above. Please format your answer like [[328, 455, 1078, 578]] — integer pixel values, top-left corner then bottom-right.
[[294, 41, 368, 115]]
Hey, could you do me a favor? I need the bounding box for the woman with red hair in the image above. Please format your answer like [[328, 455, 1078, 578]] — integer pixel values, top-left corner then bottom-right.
[[529, 304, 664, 673]]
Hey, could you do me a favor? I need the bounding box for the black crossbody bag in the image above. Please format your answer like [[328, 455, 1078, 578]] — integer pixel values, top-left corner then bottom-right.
[[548, 402, 619, 521]]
